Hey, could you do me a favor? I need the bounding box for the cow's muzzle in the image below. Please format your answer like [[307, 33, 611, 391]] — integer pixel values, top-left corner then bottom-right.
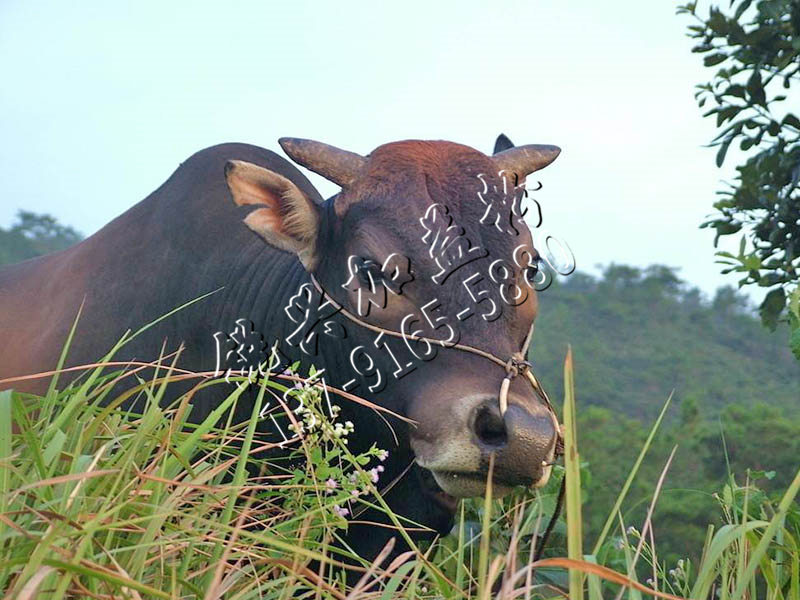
[[412, 394, 558, 498]]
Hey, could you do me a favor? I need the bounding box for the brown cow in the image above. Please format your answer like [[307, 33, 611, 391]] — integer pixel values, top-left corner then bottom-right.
[[0, 136, 561, 562]]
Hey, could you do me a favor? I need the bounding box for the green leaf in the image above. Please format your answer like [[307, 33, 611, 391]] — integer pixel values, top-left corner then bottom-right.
[[748, 469, 776, 481], [707, 9, 729, 34], [759, 288, 786, 331], [379, 561, 417, 600], [716, 137, 733, 167], [715, 221, 741, 237], [716, 106, 742, 126], [725, 84, 747, 98], [704, 53, 729, 66], [759, 273, 784, 287], [693, 43, 715, 53], [733, 0, 753, 19], [743, 254, 761, 271], [790, 327, 800, 361], [747, 69, 766, 106], [783, 114, 800, 129], [789, 286, 800, 321], [767, 121, 780, 136]]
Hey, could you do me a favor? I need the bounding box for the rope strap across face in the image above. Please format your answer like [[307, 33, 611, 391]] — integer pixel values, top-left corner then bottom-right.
[[309, 274, 564, 459]]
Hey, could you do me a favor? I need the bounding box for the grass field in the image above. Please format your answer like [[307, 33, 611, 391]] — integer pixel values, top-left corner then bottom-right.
[[2, 344, 799, 599]]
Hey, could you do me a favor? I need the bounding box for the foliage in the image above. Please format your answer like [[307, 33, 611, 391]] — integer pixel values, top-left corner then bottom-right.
[[0, 361, 400, 598], [0, 210, 82, 266], [678, 0, 800, 354]]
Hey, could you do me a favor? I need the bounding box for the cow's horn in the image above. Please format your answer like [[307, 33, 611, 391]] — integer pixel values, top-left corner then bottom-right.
[[279, 138, 366, 188], [492, 144, 561, 178]]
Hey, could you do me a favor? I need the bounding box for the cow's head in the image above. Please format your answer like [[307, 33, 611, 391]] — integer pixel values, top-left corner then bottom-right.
[[224, 136, 561, 501]]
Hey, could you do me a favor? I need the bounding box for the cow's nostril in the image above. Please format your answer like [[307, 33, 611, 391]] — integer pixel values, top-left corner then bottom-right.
[[473, 405, 508, 448]]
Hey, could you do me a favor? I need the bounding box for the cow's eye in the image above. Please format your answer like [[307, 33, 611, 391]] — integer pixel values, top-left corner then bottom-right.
[[356, 258, 383, 286], [523, 260, 541, 287]]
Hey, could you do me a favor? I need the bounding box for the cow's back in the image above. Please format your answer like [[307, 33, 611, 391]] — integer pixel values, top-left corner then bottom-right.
[[0, 251, 80, 392], [0, 142, 321, 394]]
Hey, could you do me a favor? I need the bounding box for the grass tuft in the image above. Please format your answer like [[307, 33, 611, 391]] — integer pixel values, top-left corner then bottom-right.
[[1, 346, 797, 599]]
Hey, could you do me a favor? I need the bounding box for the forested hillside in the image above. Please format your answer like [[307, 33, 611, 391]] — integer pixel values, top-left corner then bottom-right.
[[530, 265, 800, 562], [0, 211, 82, 265], [531, 264, 799, 421]]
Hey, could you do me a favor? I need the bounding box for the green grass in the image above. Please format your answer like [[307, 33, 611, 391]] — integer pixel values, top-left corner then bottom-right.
[[1, 350, 798, 599]]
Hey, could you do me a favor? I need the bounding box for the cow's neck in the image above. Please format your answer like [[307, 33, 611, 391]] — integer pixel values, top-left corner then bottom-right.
[[218, 241, 414, 498], [215, 241, 354, 388], [215, 239, 406, 459]]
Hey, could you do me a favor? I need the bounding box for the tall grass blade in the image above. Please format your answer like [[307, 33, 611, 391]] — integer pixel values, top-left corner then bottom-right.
[[45, 299, 84, 399], [591, 392, 673, 556], [477, 453, 495, 600], [563, 346, 584, 600], [205, 375, 268, 590], [690, 520, 771, 599], [0, 390, 11, 543]]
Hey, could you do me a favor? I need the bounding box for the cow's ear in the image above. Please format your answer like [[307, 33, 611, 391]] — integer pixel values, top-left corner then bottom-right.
[[225, 160, 320, 270]]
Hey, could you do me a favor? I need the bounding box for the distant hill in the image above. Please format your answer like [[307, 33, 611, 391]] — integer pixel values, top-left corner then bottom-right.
[[529, 264, 800, 422], [0, 211, 83, 266], [529, 265, 800, 563]]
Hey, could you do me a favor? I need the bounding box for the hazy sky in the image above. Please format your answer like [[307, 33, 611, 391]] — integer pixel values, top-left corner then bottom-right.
[[0, 1, 753, 300]]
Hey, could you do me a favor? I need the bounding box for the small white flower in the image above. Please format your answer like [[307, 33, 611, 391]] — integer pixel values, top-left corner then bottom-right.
[[334, 505, 349, 518]]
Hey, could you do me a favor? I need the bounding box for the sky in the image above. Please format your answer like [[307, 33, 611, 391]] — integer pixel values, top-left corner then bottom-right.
[[0, 1, 755, 302]]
